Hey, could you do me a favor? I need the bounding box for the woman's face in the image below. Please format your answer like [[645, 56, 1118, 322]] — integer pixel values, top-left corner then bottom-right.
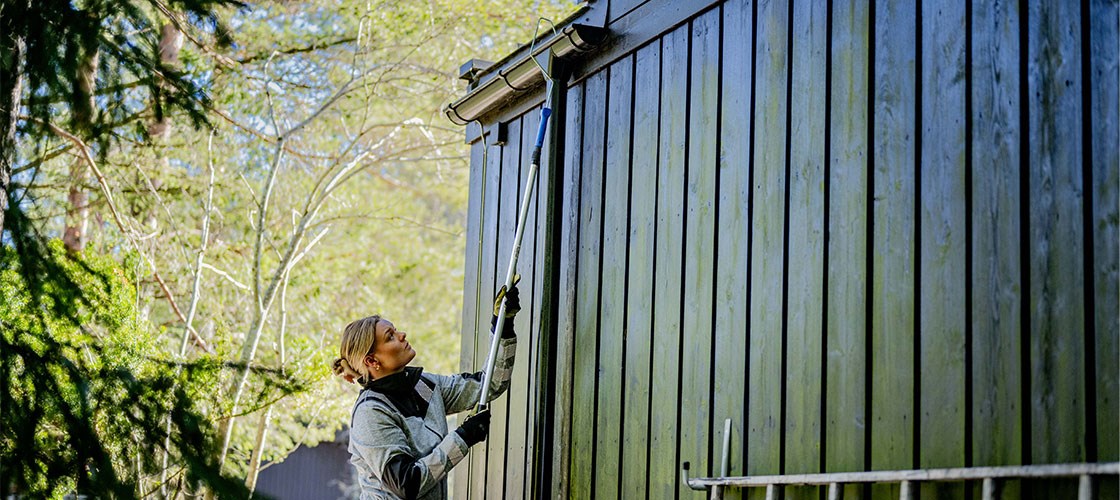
[[367, 319, 416, 378]]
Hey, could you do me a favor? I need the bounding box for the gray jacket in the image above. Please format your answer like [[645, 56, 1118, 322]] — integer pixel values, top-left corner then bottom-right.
[[348, 335, 516, 500]]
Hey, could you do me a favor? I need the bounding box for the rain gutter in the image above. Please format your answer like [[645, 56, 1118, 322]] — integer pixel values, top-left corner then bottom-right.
[[444, 21, 608, 125]]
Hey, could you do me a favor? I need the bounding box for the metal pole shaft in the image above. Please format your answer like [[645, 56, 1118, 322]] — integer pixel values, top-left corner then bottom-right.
[[475, 105, 552, 412], [476, 161, 539, 411]]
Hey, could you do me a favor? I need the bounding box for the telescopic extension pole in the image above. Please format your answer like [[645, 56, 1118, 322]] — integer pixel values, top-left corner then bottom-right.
[[474, 82, 554, 414]]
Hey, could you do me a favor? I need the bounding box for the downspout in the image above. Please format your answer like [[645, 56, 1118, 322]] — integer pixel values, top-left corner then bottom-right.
[[531, 52, 569, 499]]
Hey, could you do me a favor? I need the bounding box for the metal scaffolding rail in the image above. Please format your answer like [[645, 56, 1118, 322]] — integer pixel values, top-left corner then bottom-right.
[[682, 420, 1119, 499], [682, 461, 1119, 499]]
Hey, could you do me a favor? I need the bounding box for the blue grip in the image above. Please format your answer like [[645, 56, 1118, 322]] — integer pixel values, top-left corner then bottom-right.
[[534, 107, 552, 148]]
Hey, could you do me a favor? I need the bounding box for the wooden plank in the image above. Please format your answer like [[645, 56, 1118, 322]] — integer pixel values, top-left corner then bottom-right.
[[569, 69, 607, 500], [747, 0, 790, 484], [550, 81, 584, 500], [461, 142, 485, 373], [713, 2, 753, 499], [1089, 0, 1119, 467], [648, 23, 689, 500], [487, 115, 522, 499], [678, 8, 720, 500], [1027, 0, 1087, 466], [870, 2, 917, 496], [453, 138, 486, 500], [621, 41, 660, 500], [970, 1, 1024, 496], [784, 1, 827, 500], [918, 3, 967, 499], [825, 3, 869, 499], [506, 108, 541, 500], [593, 55, 634, 500], [469, 113, 504, 500]]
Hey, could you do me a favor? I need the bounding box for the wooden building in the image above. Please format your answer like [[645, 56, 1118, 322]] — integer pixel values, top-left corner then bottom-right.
[[446, 0, 1119, 498], [255, 429, 356, 499]]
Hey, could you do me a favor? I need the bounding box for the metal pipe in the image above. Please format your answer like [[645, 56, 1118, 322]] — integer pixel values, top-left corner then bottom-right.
[[899, 481, 915, 500], [1078, 474, 1094, 500], [981, 478, 999, 500], [529, 54, 568, 498], [711, 418, 732, 500], [682, 462, 1120, 489]]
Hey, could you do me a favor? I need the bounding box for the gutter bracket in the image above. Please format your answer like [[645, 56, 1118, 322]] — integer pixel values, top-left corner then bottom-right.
[[445, 23, 608, 126]]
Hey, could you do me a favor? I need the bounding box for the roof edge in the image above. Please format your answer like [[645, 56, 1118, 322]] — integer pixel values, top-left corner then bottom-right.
[[445, 22, 608, 125]]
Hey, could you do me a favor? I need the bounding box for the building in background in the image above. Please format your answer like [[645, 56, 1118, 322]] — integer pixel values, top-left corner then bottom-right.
[[255, 429, 356, 500]]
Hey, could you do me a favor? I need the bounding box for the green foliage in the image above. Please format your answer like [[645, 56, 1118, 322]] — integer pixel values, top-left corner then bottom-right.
[[0, 228, 263, 497], [6, 0, 243, 139], [3, 0, 579, 494]]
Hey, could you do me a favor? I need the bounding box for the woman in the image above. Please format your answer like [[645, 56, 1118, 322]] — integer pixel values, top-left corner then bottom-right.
[[332, 285, 520, 500]]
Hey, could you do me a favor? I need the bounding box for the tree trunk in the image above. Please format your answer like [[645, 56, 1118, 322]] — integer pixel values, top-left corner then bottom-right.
[[245, 271, 290, 494], [244, 405, 273, 495], [149, 23, 182, 140], [0, 17, 25, 235], [63, 42, 99, 253]]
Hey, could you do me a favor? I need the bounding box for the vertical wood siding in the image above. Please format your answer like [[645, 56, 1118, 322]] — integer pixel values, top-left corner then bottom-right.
[[713, 3, 752, 500], [784, 2, 827, 500], [970, 0, 1024, 495], [1028, 1, 1088, 494], [570, 69, 608, 500], [621, 41, 660, 500], [455, 0, 1119, 498], [1089, 3, 1119, 497], [1089, 0, 1119, 476], [870, 5, 917, 500], [918, 1, 967, 497], [504, 110, 537, 500], [679, 8, 719, 500], [824, 2, 869, 500], [746, 0, 789, 493], [594, 53, 633, 500], [650, 24, 689, 499]]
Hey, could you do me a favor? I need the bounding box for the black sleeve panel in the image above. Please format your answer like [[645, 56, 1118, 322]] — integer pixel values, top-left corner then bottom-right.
[[383, 453, 422, 500], [459, 371, 484, 382]]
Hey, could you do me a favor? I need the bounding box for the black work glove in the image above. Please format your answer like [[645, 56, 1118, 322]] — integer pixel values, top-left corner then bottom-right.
[[491, 274, 521, 338], [455, 409, 491, 447]]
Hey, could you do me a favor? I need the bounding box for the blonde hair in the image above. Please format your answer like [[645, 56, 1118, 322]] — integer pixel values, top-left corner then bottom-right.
[[332, 315, 382, 385]]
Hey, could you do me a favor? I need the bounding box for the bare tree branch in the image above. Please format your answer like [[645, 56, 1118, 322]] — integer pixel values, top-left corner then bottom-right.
[[235, 36, 358, 64], [31, 116, 212, 353], [13, 144, 72, 176], [201, 263, 250, 291]]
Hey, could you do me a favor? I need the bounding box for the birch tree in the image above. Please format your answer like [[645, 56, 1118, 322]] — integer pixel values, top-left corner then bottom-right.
[[2, 0, 575, 496]]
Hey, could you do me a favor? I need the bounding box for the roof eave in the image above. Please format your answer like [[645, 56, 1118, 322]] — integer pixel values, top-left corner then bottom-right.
[[445, 23, 608, 126]]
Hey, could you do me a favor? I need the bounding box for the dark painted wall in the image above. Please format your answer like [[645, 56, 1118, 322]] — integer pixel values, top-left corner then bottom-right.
[[456, 0, 1119, 498]]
